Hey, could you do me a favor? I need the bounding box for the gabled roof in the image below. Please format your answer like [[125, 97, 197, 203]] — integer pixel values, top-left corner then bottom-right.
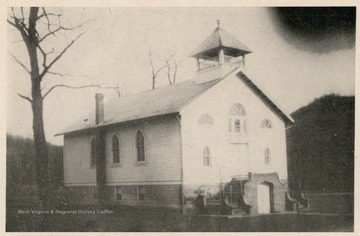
[[57, 79, 221, 135], [236, 71, 294, 125], [57, 69, 294, 136], [191, 27, 252, 58]]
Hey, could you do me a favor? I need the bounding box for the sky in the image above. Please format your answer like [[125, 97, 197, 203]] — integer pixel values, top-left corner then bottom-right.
[[7, 7, 355, 145]]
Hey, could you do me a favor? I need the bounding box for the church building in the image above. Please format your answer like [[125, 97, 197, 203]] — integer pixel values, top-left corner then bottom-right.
[[57, 23, 294, 215]]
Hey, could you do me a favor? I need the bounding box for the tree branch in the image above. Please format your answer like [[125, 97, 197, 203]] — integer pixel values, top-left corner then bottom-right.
[[47, 71, 88, 78], [38, 20, 89, 43], [37, 43, 47, 69], [164, 57, 173, 85], [154, 65, 166, 78], [7, 15, 30, 45], [37, 12, 61, 20], [172, 55, 178, 84], [8, 52, 31, 74], [42, 84, 118, 99], [41, 7, 51, 32], [17, 93, 32, 103], [39, 33, 84, 80]]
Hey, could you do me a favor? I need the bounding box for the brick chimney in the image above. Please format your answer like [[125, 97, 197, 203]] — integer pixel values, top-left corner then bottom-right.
[[95, 93, 104, 125], [94, 93, 106, 204]]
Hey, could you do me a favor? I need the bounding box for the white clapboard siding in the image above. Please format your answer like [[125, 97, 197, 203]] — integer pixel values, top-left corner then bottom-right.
[[105, 116, 182, 183], [64, 133, 96, 186], [181, 72, 288, 186]]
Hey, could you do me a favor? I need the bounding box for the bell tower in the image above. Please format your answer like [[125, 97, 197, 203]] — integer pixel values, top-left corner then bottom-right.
[[191, 21, 252, 84]]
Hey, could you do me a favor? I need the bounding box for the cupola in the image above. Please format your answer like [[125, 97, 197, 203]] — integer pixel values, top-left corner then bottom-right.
[[192, 21, 252, 84]]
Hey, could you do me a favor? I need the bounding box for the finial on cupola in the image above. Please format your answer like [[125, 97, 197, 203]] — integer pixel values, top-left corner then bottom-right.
[[217, 19, 220, 27]]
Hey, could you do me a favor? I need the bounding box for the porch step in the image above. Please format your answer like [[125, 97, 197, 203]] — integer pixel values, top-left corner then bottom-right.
[[231, 208, 247, 215]]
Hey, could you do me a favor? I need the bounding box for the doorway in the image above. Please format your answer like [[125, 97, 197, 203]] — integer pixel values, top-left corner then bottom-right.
[[257, 182, 274, 214]]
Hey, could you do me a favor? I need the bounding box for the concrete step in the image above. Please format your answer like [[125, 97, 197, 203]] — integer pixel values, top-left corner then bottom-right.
[[231, 208, 247, 215]]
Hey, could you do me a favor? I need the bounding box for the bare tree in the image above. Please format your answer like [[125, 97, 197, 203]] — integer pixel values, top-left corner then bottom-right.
[[163, 53, 178, 85], [7, 7, 117, 205], [148, 48, 166, 89]]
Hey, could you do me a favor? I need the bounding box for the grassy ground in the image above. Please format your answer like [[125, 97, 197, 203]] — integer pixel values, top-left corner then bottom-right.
[[6, 204, 354, 232]]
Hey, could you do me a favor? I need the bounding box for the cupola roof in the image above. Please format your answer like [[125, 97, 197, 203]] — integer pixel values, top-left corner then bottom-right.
[[191, 26, 252, 59]]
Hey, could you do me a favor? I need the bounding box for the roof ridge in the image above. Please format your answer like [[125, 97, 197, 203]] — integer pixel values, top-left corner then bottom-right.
[[106, 79, 195, 103]]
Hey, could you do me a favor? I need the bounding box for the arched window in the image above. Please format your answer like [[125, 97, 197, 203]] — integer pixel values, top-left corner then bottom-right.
[[90, 138, 96, 167], [203, 147, 211, 166], [198, 113, 214, 125], [265, 148, 271, 165], [228, 103, 247, 134], [229, 103, 246, 116], [112, 135, 120, 164], [261, 119, 272, 128], [136, 131, 145, 162]]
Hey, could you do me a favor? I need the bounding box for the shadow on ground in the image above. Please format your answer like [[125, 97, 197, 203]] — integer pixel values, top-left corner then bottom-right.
[[6, 204, 354, 232]]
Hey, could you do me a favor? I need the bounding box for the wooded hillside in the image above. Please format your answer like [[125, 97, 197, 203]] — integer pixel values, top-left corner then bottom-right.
[[6, 134, 63, 198], [286, 94, 354, 193]]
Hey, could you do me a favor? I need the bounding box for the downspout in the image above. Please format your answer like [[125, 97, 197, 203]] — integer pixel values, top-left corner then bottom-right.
[[176, 114, 185, 213]]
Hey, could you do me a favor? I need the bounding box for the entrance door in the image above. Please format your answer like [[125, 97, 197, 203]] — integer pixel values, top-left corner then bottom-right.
[[257, 183, 270, 214]]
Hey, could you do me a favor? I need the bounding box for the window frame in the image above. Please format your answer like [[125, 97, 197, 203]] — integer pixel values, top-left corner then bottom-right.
[[90, 137, 96, 168], [138, 186, 145, 202], [228, 103, 247, 134], [265, 148, 271, 165], [135, 130, 146, 163], [261, 119, 273, 129], [203, 146, 211, 167], [234, 119, 241, 133], [115, 186, 122, 201], [112, 134, 121, 164], [197, 113, 214, 125]]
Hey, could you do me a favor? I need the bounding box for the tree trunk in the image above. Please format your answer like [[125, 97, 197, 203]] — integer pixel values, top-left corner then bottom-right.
[[31, 81, 49, 202], [25, 8, 50, 204]]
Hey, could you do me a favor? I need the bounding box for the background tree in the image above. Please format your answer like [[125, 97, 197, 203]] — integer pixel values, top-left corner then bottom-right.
[[163, 53, 178, 85], [148, 48, 166, 89], [7, 7, 117, 204], [148, 47, 179, 89]]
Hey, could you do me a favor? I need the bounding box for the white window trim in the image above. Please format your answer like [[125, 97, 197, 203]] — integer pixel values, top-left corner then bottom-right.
[[198, 113, 215, 126], [111, 134, 121, 165], [265, 148, 271, 165], [115, 186, 122, 201], [137, 186, 145, 202], [135, 130, 146, 165], [229, 117, 247, 134], [90, 137, 96, 168], [261, 119, 273, 129], [203, 146, 211, 167]]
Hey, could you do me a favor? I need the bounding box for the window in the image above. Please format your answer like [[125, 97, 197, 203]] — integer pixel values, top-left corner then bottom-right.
[[229, 103, 246, 116], [229, 103, 247, 134], [243, 119, 247, 133], [234, 119, 241, 133], [93, 187, 97, 199], [112, 135, 120, 164], [203, 147, 211, 166], [115, 186, 122, 201], [261, 119, 272, 128], [136, 131, 145, 162], [90, 138, 96, 167], [198, 113, 214, 125], [138, 186, 145, 201], [265, 148, 271, 165]]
